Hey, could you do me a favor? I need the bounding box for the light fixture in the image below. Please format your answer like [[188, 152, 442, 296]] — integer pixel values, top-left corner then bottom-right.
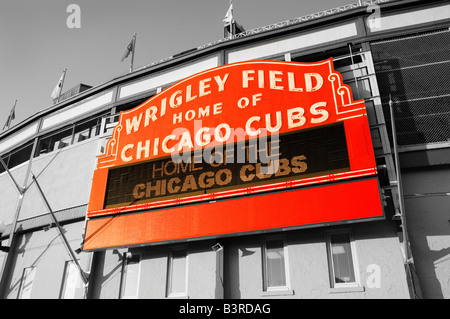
[[392, 208, 402, 220], [0, 221, 10, 253], [212, 243, 223, 252], [126, 252, 134, 259]]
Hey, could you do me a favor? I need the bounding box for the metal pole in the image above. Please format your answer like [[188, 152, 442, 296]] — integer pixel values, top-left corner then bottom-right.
[[389, 96, 417, 297], [348, 43, 359, 90], [0, 138, 38, 297], [0, 157, 24, 196], [389, 96, 408, 251], [230, 0, 234, 39], [31, 174, 89, 286]]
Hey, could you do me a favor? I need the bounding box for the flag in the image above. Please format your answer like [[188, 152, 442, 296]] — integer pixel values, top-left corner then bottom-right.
[[223, 1, 233, 24], [51, 70, 66, 100], [2, 101, 16, 131], [121, 35, 135, 62]]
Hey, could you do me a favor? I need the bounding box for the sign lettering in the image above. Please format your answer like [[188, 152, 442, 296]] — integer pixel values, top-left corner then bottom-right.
[[83, 60, 383, 250]]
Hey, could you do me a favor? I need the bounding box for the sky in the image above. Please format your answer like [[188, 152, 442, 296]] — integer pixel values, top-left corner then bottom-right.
[[0, 0, 356, 128]]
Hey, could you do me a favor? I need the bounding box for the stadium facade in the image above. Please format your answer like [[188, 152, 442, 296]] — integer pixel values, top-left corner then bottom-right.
[[1, 0, 449, 299]]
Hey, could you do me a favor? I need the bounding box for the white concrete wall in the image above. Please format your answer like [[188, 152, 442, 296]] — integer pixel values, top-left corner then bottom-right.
[[224, 222, 410, 299], [19, 139, 99, 219], [403, 168, 450, 299], [4, 220, 89, 299], [0, 162, 29, 226], [93, 240, 221, 299], [0, 137, 100, 227]]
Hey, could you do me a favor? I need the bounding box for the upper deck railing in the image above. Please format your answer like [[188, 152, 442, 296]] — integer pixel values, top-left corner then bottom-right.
[[139, 0, 394, 70]]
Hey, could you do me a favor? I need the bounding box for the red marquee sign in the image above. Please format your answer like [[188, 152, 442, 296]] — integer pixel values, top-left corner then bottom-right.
[[83, 59, 383, 250]]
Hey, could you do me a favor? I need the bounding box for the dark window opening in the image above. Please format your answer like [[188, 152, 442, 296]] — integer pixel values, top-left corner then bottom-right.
[[0, 141, 34, 174], [34, 128, 73, 157], [292, 45, 363, 68], [73, 112, 108, 143], [115, 95, 154, 113]]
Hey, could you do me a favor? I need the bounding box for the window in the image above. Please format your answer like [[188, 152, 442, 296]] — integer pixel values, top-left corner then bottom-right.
[[262, 238, 289, 291], [0, 154, 9, 174], [166, 249, 187, 297], [33, 111, 110, 158], [0, 141, 34, 174], [18, 267, 36, 299], [7, 142, 34, 169], [292, 45, 363, 66], [34, 128, 73, 156], [101, 114, 120, 135], [73, 116, 103, 143], [121, 253, 141, 299], [115, 94, 155, 113], [327, 230, 360, 288], [292, 45, 368, 100], [60, 260, 84, 299]]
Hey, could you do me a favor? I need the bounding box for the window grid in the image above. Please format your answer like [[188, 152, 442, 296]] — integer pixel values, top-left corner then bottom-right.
[[166, 249, 188, 297], [18, 266, 36, 299], [121, 253, 141, 299], [60, 260, 84, 299], [327, 230, 360, 288], [262, 238, 289, 292]]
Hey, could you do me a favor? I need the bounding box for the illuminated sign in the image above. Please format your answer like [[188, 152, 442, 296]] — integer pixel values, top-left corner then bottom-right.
[[83, 60, 383, 250], [104, 123, 349, 209]]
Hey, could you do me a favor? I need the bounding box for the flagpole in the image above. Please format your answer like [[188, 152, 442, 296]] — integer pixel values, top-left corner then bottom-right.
[[130, 33, 137, 73], [57, 69, 67, 103], [231, 0, 234, 39]]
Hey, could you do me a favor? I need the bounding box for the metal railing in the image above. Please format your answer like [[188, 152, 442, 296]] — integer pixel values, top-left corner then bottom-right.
[[138, 0, 394, 71]]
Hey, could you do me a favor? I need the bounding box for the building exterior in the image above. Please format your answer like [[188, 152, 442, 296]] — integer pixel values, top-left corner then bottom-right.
[[0, 0, 449, 300]]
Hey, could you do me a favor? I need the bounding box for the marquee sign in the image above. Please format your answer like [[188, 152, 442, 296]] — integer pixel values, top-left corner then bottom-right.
[[83, 59, 383, 250]]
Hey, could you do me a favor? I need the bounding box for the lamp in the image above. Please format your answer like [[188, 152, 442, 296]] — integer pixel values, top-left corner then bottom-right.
[[212, 243, 223, 252], [0, 221, 10, 253]]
